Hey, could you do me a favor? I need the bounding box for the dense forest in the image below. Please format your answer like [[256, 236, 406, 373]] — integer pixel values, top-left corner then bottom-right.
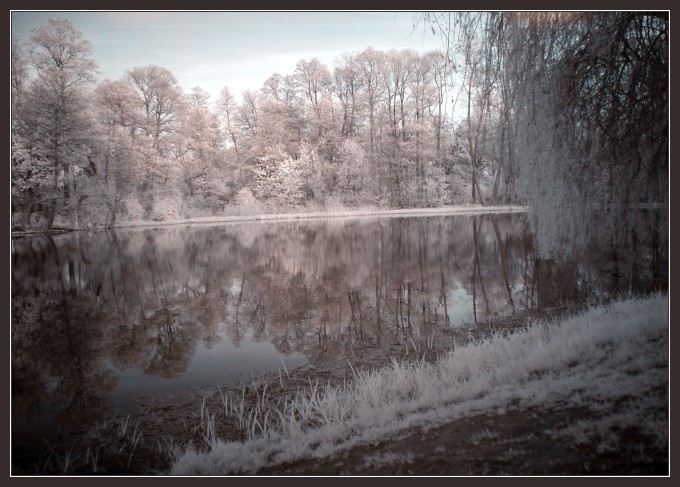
[[11, 13, 668, 256]]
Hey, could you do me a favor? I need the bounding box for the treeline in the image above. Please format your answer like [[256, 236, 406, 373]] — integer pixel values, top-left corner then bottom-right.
[[11, 18, 503, 231], [11, 13, 668, 246]]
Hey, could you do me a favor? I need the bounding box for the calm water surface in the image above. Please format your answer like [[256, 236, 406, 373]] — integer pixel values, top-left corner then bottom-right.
[[11, 212, 667, 459]]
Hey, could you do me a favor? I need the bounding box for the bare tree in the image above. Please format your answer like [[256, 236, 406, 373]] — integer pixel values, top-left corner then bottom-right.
[[125, 65, 184, 155], [357, 47, 387, 157], [217, 87, 240, 156], [294, 58, 334, 139], [334, 53, 364, 137]]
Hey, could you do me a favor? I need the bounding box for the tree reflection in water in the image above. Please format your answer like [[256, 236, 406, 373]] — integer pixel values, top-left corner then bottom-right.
[[11, 212, 666, 457]]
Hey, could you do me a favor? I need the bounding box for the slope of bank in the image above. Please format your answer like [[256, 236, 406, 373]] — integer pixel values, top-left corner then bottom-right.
[[170, 292, 669, 475]]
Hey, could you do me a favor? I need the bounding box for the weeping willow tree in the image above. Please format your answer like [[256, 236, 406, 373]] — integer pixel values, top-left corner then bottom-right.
[[418, 12, 668, 259]]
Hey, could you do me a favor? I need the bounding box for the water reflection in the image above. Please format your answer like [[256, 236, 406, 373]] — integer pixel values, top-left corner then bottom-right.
[[11, 212, 667, 454]]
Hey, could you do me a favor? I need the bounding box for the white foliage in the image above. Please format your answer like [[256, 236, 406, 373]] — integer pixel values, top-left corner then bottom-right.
[[420, 162, 449, 207], [234, 187, 258, 208], [254, 148, 305, 208], [120, 195, 145, 221], [11, 133, 53, 197], [149, 192, 183, 221]]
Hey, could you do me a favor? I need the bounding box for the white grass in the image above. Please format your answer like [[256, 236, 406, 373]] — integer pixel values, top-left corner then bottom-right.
[[109, 205, 528, 230], [171, 292, 668, 475]]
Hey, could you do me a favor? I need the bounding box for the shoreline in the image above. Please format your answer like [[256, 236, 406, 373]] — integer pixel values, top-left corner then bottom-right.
[[10, 307, 547, 475], [11, 201, 669, 236], [12, 294, 668, 475], [11, 205, 528, 236]]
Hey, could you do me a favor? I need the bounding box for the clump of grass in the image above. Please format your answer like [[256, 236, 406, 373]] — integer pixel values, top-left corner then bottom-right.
[[40, 443, 75, 475], [26, 413, 153, 475]]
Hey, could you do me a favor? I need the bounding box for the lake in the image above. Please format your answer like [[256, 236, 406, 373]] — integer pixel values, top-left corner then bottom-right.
[[11, 211, 667, 465]]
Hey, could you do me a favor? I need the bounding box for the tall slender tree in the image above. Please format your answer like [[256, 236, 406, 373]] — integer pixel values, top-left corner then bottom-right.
[[15, 18, 99, 229]]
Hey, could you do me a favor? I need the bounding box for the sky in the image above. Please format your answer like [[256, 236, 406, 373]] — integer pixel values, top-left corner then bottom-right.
[[11, 11, 446, 104]]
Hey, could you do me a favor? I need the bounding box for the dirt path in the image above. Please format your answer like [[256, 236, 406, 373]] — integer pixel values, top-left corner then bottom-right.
[[255, 403, 667, 476]]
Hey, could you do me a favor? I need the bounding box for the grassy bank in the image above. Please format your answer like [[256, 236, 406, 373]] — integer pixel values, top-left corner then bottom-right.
[[170, 292, 668, 475]]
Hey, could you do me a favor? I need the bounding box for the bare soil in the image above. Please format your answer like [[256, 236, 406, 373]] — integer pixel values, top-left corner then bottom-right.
[[255, 404, 668, 476]]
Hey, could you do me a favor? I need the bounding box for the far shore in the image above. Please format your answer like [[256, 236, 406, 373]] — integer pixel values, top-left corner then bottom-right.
[[11, 204, 529, 235]]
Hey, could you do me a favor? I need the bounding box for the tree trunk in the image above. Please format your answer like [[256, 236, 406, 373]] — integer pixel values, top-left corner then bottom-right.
[[471, 159, 477, 204], [45, 201, 56, 230], [23, 189, 34, 228], [475, 177, 486, 206], [107, 202, 117, 229]]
